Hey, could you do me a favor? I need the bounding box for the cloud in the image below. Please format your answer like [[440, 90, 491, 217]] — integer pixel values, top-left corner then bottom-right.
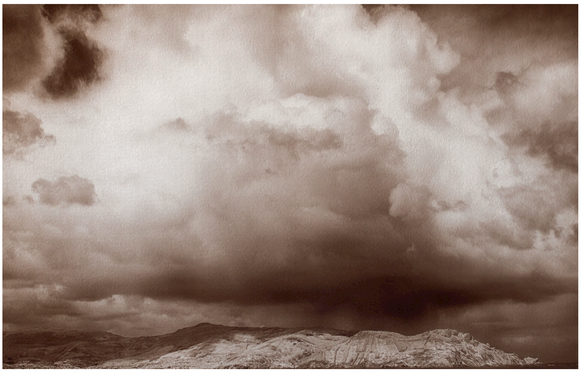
[[492, 63, 578, 173], [3, 109, 56, 156], [159, 118, 192, 133], [31, 175, 97, 206], [2, 5, 63, 93], [42, 4, 102, 24], [40, 5, 104, 99], [41, 29, 103, 99], [410, 5, 577, 94], [411, 5, 578, 176], [504, 122, 578, 173], [436, 293, 578, 363], [3, 4, 577, 362], [2, 4, 103, 98]]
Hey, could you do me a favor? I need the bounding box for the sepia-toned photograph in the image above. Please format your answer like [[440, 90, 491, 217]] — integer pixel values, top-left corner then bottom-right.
[[3, 4, 578, 369]]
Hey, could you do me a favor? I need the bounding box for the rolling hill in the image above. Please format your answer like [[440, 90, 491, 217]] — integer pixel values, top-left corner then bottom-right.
[[3, 323, 542, 368]]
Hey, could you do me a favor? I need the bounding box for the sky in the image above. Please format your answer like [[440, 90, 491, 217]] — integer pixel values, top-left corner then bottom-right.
[[2, 4, 578, 363]]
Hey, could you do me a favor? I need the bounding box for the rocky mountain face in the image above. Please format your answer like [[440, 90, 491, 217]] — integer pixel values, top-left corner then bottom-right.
[[4, 323, 540, 368]]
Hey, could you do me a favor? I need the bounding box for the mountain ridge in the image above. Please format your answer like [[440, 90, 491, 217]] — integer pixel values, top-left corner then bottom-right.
[[3, 323, 542, 368]]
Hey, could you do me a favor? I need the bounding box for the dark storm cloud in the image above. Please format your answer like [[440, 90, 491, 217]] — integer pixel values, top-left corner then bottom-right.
[[64, 234, 573, 322], [130, 268, 574, 320], [41, 5, 104, 99], [278, 273, 576, 322], [2, 4, 104, 98], [31, 175, 97, 206], [3, 109, 55, 156], [42, 29, 103, 99], [3, 5, 50, 92]]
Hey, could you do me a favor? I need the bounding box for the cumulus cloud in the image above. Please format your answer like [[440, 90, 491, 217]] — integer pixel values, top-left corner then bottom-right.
[[495, 64, 578, 173], [412, 5, 578, 175], [3, 109, 56, 156], [3, 4, 577, 363], [31, 175, 97, 206]]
